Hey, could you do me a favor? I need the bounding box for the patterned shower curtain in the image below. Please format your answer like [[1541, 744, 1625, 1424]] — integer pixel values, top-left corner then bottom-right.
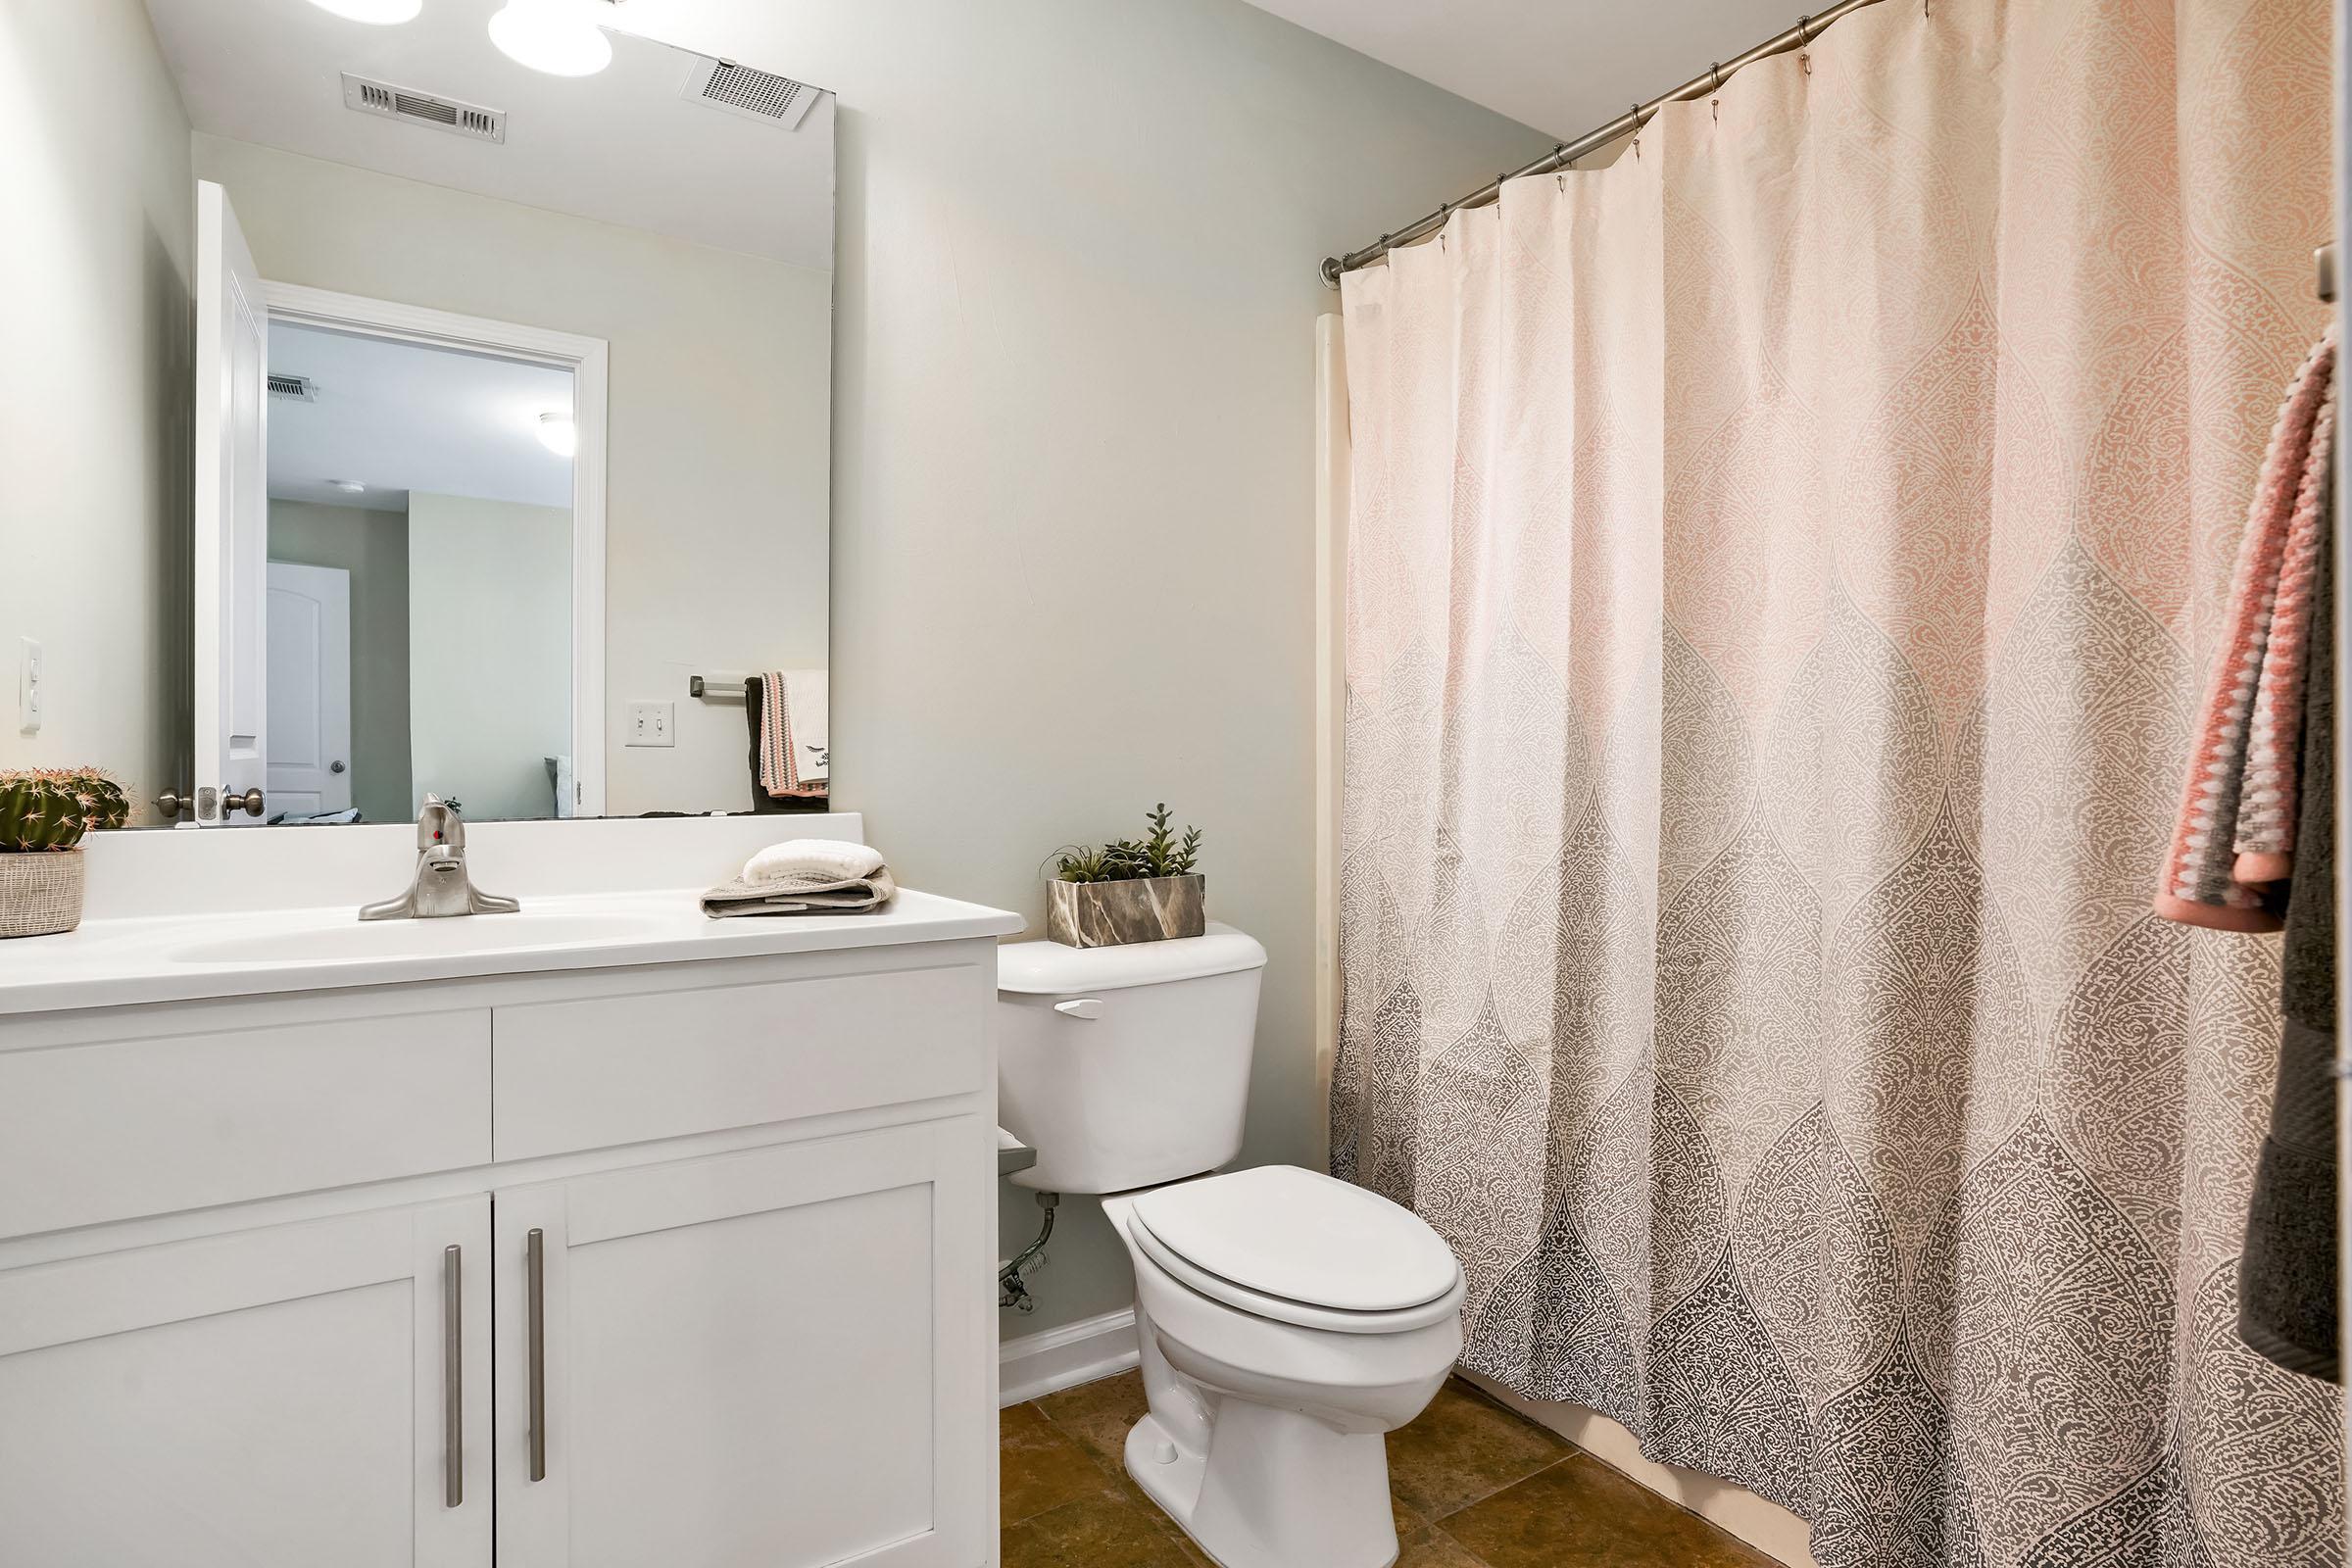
[[1331, 1, 2340, 1564]]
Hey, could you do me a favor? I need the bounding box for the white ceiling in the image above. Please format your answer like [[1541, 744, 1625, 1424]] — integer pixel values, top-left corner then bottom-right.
[[1243, 0, 1801, 139], [144, 0, 834, 270], [268, 320, 573, 512]]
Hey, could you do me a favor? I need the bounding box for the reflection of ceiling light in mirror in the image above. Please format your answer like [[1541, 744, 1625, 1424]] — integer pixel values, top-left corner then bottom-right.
[[330, 479, 368, 494], [488, 0, 613, 76], [306, 0, 423, 23], [536, 413, 578, 458]]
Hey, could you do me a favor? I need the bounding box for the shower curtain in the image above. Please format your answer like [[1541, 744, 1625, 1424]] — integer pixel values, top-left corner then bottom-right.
[[1331, 1, 2339, 1565]]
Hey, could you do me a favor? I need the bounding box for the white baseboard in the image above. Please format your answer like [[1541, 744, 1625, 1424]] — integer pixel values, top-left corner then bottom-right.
[[999, 1307, 1139, 1406]]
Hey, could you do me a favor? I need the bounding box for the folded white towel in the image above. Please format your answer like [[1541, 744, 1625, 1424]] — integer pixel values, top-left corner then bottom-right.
[[743, 837, 884, 886]]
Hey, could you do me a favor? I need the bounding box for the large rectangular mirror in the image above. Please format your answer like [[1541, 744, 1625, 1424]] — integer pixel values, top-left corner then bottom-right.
[[1, 0, 834, 825]]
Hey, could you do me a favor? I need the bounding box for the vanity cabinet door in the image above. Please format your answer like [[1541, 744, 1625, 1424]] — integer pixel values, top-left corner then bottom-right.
[[0, 1199, 493, 1568], [494, 1117, 992, 1568]]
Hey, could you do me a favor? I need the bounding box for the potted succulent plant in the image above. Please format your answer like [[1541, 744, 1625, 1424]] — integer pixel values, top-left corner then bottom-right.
[[1048, 803, 1206, 948], [0, 769, 128, 938]]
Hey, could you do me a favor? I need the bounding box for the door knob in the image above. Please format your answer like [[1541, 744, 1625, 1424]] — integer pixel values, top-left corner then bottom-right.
[[154, 791, 186, 819], [220, 787, 266, 817], [330, 760, 347, 774]]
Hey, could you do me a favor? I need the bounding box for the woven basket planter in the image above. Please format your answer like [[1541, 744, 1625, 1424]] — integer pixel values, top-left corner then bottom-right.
[[0, 850, 83, 939], [1046, 873, 1205, 948]]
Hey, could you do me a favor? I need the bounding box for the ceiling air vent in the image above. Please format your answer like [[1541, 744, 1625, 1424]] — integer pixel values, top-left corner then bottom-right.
[[341, 74, 507, 144], [681, 56, 820, 129], [268, 373, 318, 403]]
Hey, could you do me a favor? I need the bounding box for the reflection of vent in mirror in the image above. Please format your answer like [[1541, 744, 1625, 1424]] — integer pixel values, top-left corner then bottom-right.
[[268, 373, 318, 403], [341, 74, 507, 143], [682, 57, 820, 129]]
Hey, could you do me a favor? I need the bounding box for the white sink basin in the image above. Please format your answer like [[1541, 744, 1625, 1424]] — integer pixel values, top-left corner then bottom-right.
[[168, 910, 666, 966]]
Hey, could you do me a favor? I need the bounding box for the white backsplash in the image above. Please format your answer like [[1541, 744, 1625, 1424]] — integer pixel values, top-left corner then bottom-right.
[[78, 813, 866, 920]]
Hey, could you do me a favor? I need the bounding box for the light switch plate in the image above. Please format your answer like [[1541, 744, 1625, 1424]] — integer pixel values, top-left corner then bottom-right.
[[626, 701, 674, 748], [17, 638, 40, 735]]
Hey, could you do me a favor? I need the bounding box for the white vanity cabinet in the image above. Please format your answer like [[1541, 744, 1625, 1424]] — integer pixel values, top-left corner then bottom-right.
[[0, 921, 1009, 1568], [493, 1121, 990, 1568], [0, 1197, 494, 1568]]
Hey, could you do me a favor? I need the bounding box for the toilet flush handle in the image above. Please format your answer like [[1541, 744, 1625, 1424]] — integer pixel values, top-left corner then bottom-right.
[[1054, 998, 1104, 1020]]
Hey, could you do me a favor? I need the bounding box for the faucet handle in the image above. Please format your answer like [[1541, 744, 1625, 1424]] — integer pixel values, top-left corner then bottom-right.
[[417, 794, 466, 853]]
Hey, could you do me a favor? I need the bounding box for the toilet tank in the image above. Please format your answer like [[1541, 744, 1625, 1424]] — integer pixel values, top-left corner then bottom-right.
[[997, 923, 1268, 1193]]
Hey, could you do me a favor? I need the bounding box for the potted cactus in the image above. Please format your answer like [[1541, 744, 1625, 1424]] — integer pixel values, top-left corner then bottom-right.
[[0, 770, 128, 938], [1047, 803, 1206, 948]]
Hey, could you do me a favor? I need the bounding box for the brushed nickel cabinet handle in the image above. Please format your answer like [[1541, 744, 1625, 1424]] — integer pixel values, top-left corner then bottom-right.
[[526, 1227, 548, 1482], [443, 1244, 464, 1509]]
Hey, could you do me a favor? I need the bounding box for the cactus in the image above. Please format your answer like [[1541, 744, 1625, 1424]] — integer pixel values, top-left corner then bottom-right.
[[75, 774, 129, 831], [0, 769, 127, 852]]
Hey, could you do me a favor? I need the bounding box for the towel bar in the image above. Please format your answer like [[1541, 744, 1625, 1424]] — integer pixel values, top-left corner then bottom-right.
[[689, 673, 753, 702]]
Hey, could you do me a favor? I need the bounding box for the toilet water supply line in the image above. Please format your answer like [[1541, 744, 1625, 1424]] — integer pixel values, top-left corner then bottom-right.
[[1000, 1191, 1061, 1313]]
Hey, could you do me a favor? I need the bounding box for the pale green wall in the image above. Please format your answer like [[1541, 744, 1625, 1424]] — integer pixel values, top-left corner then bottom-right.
[[405, 492, 571, 822], [0, 0, 190, 814], [267, 500, 412, 825], [613, 0, 1551, 1341]]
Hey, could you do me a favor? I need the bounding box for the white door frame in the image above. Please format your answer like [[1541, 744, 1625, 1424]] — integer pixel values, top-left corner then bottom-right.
[[259, 281, 610, 819]]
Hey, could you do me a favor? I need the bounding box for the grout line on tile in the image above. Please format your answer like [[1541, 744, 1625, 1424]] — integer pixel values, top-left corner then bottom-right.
[[1422, 1449, 1582, 1524]]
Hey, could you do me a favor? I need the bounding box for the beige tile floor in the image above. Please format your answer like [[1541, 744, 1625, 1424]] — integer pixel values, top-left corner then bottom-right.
[[1001, 1370, 1778, 1567]]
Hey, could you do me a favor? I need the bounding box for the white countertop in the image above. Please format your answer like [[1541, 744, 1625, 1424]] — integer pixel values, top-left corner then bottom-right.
[[0, 887, 1025, 1016]]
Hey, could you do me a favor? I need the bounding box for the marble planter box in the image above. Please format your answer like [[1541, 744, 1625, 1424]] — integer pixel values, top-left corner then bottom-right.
[[1046, 874, 1205, 948]]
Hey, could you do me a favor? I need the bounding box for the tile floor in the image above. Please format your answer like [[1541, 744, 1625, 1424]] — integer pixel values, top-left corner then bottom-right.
[[1001, 1370, 1777, 1567]]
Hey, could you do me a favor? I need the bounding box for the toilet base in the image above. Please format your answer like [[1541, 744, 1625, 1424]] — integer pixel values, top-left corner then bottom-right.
[[1124, 1406, 1400, 1568]]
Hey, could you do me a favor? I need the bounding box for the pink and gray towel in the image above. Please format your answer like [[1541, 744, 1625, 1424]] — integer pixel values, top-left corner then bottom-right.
[[2156, 325, 2337, 932]]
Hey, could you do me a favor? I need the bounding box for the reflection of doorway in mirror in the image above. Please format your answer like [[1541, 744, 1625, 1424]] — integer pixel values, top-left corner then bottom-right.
[[264, 563, 351, 820], [250, 287, 609, 822]]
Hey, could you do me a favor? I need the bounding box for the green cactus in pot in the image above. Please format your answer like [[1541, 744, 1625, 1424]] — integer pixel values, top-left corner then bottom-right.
[[0, 769, 127, 852]]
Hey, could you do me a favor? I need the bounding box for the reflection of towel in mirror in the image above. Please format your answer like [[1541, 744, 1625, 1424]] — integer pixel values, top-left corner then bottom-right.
[[757, 669, 829, 798]]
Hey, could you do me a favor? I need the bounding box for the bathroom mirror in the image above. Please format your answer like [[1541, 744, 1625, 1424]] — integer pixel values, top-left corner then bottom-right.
[[1, 0, 835, 825]]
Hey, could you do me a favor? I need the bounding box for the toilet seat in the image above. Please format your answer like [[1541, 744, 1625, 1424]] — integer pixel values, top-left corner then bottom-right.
[[1127, 1166, 1463, 1335]]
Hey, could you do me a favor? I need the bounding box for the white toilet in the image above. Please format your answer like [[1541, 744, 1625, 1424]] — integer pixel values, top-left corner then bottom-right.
[[998, 925, 1464, 1568]]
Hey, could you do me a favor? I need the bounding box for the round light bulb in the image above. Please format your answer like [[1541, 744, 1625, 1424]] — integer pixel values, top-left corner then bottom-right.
[[488, 0, 612, 76], [305, 0, 423, 23], [536, 412, 578, 458]]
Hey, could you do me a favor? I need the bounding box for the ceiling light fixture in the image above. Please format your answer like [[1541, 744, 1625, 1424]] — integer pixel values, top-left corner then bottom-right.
[[330, 479, 368, 494], [536, 412, 578, 458], [305, 0, 424, 24], [488, 0, 613, 76]]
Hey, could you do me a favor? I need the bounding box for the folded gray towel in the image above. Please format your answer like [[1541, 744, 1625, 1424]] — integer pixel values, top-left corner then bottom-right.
[[700, 866, 897, 918]]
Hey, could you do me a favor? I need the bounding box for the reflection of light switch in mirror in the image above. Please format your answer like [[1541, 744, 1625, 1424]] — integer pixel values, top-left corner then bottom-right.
[[626, 702, 674, 748], [17, 639, 40, 734]]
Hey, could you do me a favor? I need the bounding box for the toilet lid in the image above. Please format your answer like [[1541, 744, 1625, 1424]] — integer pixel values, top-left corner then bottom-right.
[[1128, 1166, 1460, 1314]]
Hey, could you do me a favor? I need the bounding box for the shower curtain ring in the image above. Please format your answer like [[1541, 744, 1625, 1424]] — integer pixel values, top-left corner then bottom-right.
[[1709, 63, 1723, 122], [1631, 102, 1642, 158], [1797, 15, 1813, 74]]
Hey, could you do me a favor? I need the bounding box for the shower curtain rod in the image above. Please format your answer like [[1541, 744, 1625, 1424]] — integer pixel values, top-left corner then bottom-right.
[[1320, 0, 1887, 288]]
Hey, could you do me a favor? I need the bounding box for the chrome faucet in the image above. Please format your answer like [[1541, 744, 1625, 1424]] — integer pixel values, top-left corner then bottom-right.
[[360, 796, 519, 920]]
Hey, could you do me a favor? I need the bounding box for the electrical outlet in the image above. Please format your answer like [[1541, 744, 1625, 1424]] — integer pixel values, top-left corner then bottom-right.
[[17, 638, 41, 735], [626, 701, 674, 748]]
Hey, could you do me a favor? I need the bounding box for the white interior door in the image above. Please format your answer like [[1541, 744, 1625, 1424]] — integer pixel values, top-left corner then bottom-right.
[[193, 178, 270, 824], [0, 1200, 493, 1568], [267, 562, 353, 816], [494, 1121, 992, 1568]]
